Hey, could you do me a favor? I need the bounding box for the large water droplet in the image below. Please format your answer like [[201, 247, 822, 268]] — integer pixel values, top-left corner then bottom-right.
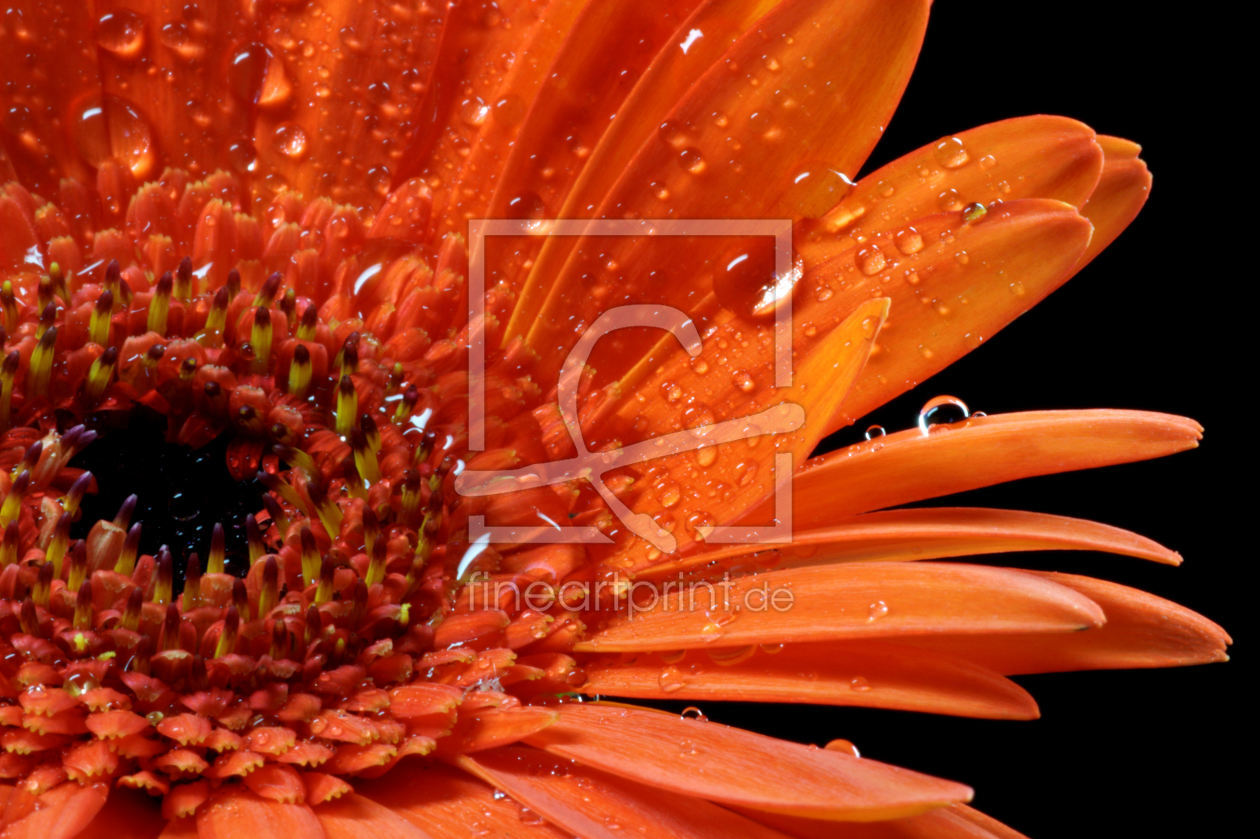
[[678, 147, 706, 175], [867, 600, 889, 621], [680, 706, 707, 721], [273, 122, 308, 158], [917, 395, 970, 434], [934, 136, 969, 169], [826, 738, 861, 757], [73, 96, 156, 178], [864, 425, 885, 441], [788, 165, 854, 218], [97, 10, 146, 59], [856, 246, 887, 276], [894, 226, 924, 255]]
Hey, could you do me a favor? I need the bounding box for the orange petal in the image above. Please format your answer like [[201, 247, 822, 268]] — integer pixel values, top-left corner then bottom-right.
[[356, 762, 568, 838], [196, 787, 325, 839], [512, 0, 930, 358], [599, 296, 886, 572], [646, 506, 1180, 576], [440, 0, 704, 234], [0, 781, 108, 839], [907, 572, 1230, 675], [92, 1, 259, 182], [75, 787, 166, 839], [0, 2, 102, 193], [1078, 135, 1152, 265], [250, 1, 451, 210], [580, 640, 1038, 719], [818, 199, 1092, 425], [524, 703, 972, 821], [462, 746, 793, 839], [745, 802, 1029, 838], [315, 793, 434, 839], [576, 562, 1103, 652], [755, 410, 1202, 530]]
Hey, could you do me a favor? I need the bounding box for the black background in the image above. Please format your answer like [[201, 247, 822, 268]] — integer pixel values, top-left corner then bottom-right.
[[666, 4, 1246, 836]]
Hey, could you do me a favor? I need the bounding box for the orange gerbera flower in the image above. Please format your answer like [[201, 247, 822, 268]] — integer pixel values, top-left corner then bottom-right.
[[0, 1, 1228, 837]]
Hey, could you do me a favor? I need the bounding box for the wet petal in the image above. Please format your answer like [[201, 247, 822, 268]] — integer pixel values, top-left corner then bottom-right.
[[746, 802, 1029, 838], [576, 562, 1104, 652], [1078, 135, 1152, 265], [196, 786, 325, 839], [316, 793, 435, 839], [524, 703, 972, 821], [0, 782, 108, 839], [580, 640, 1039, 719]]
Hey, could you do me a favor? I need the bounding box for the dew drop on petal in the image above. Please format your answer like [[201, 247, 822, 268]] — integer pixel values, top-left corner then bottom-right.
[[856, 246, 887, 276], [96, 10, 146, 59], [73, 96, 155, 178], [826, 738, 861, 757], [678, 147, 706, 175], [680, 706, 707, 721], [274, 122, 308, 159], [849, 676, 872, 692], [864, 425, 885, 440], [658, 666, 686, 693], [893, 226, 923, 255], [934, 136, 969, 169], [918, 395, 970, 434], [867, 599, 889, 621]]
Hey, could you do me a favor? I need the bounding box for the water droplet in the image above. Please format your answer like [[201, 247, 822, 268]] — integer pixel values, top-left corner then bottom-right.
[[937, 188, 963, 212], [678, 147, 706, 175], [680, 706, 707, 721], [917, 395, 970, 435], [274, 122, 308, 158], [867, 600, 889, 621], [934, 136, 969, 169], [73, 96, 155, 178], [849, 676, 872, 692], [893, 227, 923, 255], [864, 425, 885, 440], [97, 11, 146, 59], [789, 165, 854, 218], [731, 370, 755, 392], [825, 738, 861, 757], [962, 202, 988, 223], [505, 191, 546, 228], [695, 446, 717, 468], [658, 484, 681, 508], [978, 153, 998, 170], [856, 246, 887, 276], [659, 120, 691, 150], [459, 96, 490, 126], [658, 667, 686, 693]]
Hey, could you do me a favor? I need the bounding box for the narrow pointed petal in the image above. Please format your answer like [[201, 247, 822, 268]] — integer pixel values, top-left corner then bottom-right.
[[197, 787, 325, 839], [580, 640, 1039, 719], [316, 793, 435, 839], [356, 762, 568, 838], [524, 703, 972, 821], [576, 562, 1103, 652], [1078, 136, 1152, 265], [817, 199, 1092, 426], [0, 782, 108, 839], [601, 296, 886, 573], [908, 572, 1230, 674], [513, 0, 930, 360], [756, 410, 1202, 530], [745, 802, 1029, 838], [462, 747, 795, 839], [647, 506, 1180, 576]]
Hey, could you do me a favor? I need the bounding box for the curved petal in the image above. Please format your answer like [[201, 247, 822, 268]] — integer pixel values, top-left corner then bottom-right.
[[579, 640, 1039, 719], [196, 787, 325, 839], [356, 762, 568, 838], [1078, 135, 1152, 265], [748, 410, 1202, 530], [745, 802, 1029, 838], [315, 793, 434, 839], [906, 572, 1230, 674], [523, 703, 973, 822], [462, 747, 794, 839], [645, 506, 1180, 576], [575, 562, 1104, 652], [0, 782, 108, 839]]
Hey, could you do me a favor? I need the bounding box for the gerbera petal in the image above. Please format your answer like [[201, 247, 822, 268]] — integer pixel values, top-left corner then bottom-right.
[[523, 703, 972, 821], [196, 786, 324, 839], [249, 0, 452, 210], [579, 640, 1039, 719], [512, 0, 930, 358], [757, 410, 1201, 530], [746, 802, 1029, 838], [1078, 135, 1152, 265], [907, 572, 1230, 674], [91, 1, 259, 182], [818, 114, 1104, 245], [462, 746, 795, 839], [356, 762, 568, 838], [816, 199, 1092, 426], [576, 562, 1103, 652], [0, 781, 108, 839], [315, 793, 434, 839], [645, 506, 1179, 576], [440, 0, 706, 233], [74, 786, 168, 839], [0, 2, 102, 193]]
